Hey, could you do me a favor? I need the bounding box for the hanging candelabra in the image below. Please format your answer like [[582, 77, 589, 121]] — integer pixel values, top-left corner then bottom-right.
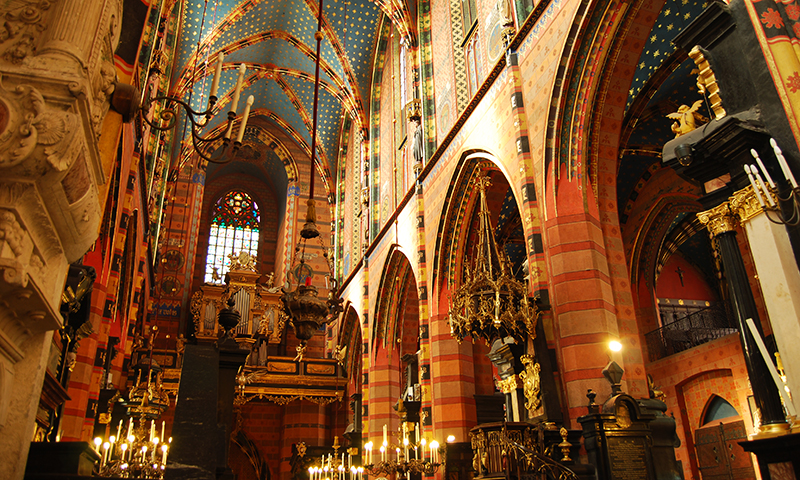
[[448, 176, 538, 345], [92, 327, 172, 478], [140, 53, 255, 164], [362, 400, 445, 477], [280, 0, 343, 362], [308, 436, 365, 480], [745, 138, 800, 225]]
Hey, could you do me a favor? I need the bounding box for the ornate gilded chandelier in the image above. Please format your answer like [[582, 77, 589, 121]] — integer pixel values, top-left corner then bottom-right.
[[280, 0, 343, 362], [93, 327, 172, 478], [362, 399, 444, 477], [448, 176, 538, 344]]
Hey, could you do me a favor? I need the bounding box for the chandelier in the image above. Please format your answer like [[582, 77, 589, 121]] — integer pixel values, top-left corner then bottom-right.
[[363, 399, 444, 476], [448, 176, 538, 344], [93, 327, 172, 478], [280, 0, 343, 362], [307, 436, 365, 480]]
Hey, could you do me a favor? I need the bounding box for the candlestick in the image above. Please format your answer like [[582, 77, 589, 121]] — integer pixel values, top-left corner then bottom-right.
[[231, 64, 247, 114], [745, 165, 766, 208], [752, 165, 776, 207], [751, 149, 775, 188], [210, 52, 224, 98], [236, 96, 254, 143], [745, 318, 797, 417], [771, 138, 798, 188]]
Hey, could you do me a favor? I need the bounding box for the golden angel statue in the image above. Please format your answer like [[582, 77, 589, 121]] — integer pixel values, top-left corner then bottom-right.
[[667, 99, 708, 138]]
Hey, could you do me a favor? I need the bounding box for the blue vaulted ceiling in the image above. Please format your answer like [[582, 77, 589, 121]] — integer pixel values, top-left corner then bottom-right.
[[170, 0, 382, 196]]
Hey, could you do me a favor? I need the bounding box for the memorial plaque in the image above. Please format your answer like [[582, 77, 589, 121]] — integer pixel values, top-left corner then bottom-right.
[[607, 436, 649, 480]]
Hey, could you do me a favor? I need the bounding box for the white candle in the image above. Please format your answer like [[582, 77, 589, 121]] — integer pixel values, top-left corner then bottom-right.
[[383, 424, 387, 445], [236, 96, 254, 143], [103, 442, 110, 466], [127, 418, 133, 439], [210, 52, 224, 98], [752, 165, 776, 207], [745, 318, 798, 417], [745, 165, 767, 208], [771, 138, 798, 188], [751, 149, 775, 188], [117, 419, 123, 442], [161, 421, 165, 444], [230, 64, 247, 113]]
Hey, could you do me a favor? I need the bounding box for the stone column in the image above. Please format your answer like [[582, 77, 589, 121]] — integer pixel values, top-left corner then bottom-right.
[[731, 187, 800, 417], [698, 201, 788, 431]]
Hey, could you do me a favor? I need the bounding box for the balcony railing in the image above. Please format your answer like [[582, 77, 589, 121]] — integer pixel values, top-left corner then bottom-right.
[[645, 304, 738, 362]]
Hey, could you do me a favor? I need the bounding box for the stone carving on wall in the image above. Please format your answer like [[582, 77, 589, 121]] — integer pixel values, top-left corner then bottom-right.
[[0, 1, 54, 64], [0, 84, 80, 172]]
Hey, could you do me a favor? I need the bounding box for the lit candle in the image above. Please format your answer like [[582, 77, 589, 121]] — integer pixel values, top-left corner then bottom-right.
[[210, 52, 224, 98], [162, 444, 168, 465], [430, 440, 439, 464], [751, 149, 775, 188], [396, 447, 400, 461], [771, 138, 798, 188], [744, 165, 766, 208], [380, 445, 385, 462], [103, 442, 110, 466], [121, 443, 128, 462], [752, 165, 776, 207], [236, 95, 254, 143], [230, 63, 247, 113]]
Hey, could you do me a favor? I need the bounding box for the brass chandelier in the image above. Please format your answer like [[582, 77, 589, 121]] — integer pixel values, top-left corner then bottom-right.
[[448, 176, 537, 344]]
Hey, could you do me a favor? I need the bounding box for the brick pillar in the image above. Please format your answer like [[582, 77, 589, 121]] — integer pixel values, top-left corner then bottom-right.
[[545, 185, 625, 424], [428, 313, 476, 440], [281, 401, 329, 480]]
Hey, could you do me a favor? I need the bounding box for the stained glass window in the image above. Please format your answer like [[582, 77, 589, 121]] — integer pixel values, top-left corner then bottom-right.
[[204, 191, 260, 284]]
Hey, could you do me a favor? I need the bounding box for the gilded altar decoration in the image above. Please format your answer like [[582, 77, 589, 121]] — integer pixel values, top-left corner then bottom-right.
[[689, 45, 726, 121], [229, 250, 257, 272], [448, 176, 539, 345], [519, 354, 542, 412], [667, 99, 708, 138]]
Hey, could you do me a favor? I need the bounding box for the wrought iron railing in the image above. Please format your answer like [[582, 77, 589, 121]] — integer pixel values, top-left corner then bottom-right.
[[645, 304, 738, 362]]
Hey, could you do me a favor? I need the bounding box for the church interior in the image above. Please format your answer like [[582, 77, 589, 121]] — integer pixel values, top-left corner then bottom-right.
[[3, 0, 800, 479]]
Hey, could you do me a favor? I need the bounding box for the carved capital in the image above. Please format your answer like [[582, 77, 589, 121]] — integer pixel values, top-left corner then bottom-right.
[[729, 184, 772, 224], [697, 202, 736, 236], [496, 374, 519, 394]]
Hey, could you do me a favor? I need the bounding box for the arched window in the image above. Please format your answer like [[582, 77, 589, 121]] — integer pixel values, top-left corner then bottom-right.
[[204, 191, 260, 284]]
